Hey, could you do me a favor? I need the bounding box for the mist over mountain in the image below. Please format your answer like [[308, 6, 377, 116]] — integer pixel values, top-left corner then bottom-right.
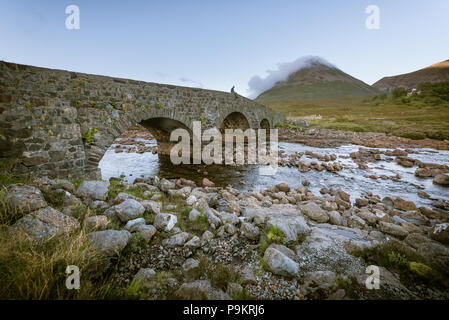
[[247, 56, 336, 99], [252, 56, 379, 103]]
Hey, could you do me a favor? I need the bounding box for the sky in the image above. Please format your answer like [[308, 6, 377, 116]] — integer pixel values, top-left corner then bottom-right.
[[1, 0, 448, 97]]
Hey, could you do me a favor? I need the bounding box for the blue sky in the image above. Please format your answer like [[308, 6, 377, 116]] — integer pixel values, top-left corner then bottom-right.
[[1, 0, 448, 97]]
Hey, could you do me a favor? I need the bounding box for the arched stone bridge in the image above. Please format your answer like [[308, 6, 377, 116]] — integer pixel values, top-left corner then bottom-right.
[[0, 61, 285, 179]]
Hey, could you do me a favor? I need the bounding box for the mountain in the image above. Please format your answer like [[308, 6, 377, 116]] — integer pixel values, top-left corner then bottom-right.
[[373, 59, 449, 92], [255, 60, 379, 103]]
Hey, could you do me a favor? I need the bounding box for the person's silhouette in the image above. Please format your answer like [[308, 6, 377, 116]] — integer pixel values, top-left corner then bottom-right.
[[231, 85, 235, 93]]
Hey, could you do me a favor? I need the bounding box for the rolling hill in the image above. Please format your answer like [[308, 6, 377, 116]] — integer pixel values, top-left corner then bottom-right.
[[255, 60, 379, 103], [372, 59, 449, 92]]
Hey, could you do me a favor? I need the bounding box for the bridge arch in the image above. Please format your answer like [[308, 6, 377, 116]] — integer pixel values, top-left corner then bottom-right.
[[219, 111, 251, 133]]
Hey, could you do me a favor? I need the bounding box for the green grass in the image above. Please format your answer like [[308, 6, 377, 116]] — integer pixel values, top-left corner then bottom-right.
[[264, 95, 449, 141], [352, 240, 449, 289], [107, 178, 154, 200], [0, 218, 116, 299], [258, 226, 286, 255]]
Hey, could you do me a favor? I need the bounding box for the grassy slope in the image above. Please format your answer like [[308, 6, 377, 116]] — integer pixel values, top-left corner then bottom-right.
[[256, 80, 379, 103], [264, 96, 449, 140]]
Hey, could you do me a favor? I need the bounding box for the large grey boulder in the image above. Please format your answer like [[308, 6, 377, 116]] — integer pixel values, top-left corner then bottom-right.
[[189, 208, 202, 222], [13, 206, 80, 240], [204, 208, 222, 226], [378, 221, 409, 239], [246, 204, 310, 242], [154, 213, 178, 232], [159, 178, 175, 192], [240, 222, 260, 240], [4, 184, 47, 214], [124, 218, 146, 232], [299, 202, 329, 223], [162, 232, 189, 247], [135, 225, 157, 242], [184, 236, 201, 249], [87, 230, 131, 256], [105, 199, 145, 222], [134, 268, 156, 283], [77, 180, 110, 200], [263, 244, 299, 277], [296, 227, 367, 277], [140, 200, 161, 214], [174, 280, 230, 300]]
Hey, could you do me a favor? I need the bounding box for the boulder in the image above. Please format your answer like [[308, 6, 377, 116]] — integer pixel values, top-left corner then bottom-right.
[[355, 198, 369, 207], [77, 180, 109, 200], [162, 232, 189, 247], [202, 178, 215, 187], [201, 230, 214, 241], [134, 268, 156, 283], [135, 225, 157, 242], [13, 206, 80, 240], [327, 211, 342, 225], [240, 222, 260, 240], [378, 221, 409, 239], [105, 199, 145, 222], [240, 266, 257, 285], [154, 213, 178, 232], [419, 207, 441, 219], [275, 182, 290, 193], [184, 236, 201, 249], [124, 217, 146, 232], [393, 198, 417, 211], [182, 258, 199, 274], [299, 202, 329, 223], [415, 167, 432, 177], [159, 178, 175, 192], [356, 209, 377, 226], [4, 184, 47, 214], [112, 192, 141, 205], [263, 244, 299, 277], [337, 190, 350, 203], [186, 195, 196, 206], [174, 280, 230, 300], [91, 200, 110, 211], [433, 174, 449, 186], [140, 200, 161, 214], [188, 208, 202, 222], [204, 208, 221, 226], [87, 230, 131, 256]]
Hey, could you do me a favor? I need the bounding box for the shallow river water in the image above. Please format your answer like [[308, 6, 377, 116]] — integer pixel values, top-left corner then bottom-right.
[[99, 138, 449, 208]]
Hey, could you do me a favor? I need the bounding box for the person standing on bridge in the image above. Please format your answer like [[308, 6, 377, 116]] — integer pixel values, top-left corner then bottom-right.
[[231, 85, 238, 98]]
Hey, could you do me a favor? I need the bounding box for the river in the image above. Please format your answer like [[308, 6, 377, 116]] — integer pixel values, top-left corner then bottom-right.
[[99, 137, 449, 208]]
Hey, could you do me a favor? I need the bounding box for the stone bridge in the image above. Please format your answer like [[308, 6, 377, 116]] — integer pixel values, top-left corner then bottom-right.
[[0, 61, 285, 179]]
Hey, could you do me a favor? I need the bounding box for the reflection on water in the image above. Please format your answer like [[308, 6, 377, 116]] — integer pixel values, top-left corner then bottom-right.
[[99, 139, 449, 208]]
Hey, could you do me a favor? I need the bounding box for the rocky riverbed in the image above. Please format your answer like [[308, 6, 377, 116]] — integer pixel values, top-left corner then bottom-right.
[[3, 171, 449, 299], [2, 126, 449, 300]]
